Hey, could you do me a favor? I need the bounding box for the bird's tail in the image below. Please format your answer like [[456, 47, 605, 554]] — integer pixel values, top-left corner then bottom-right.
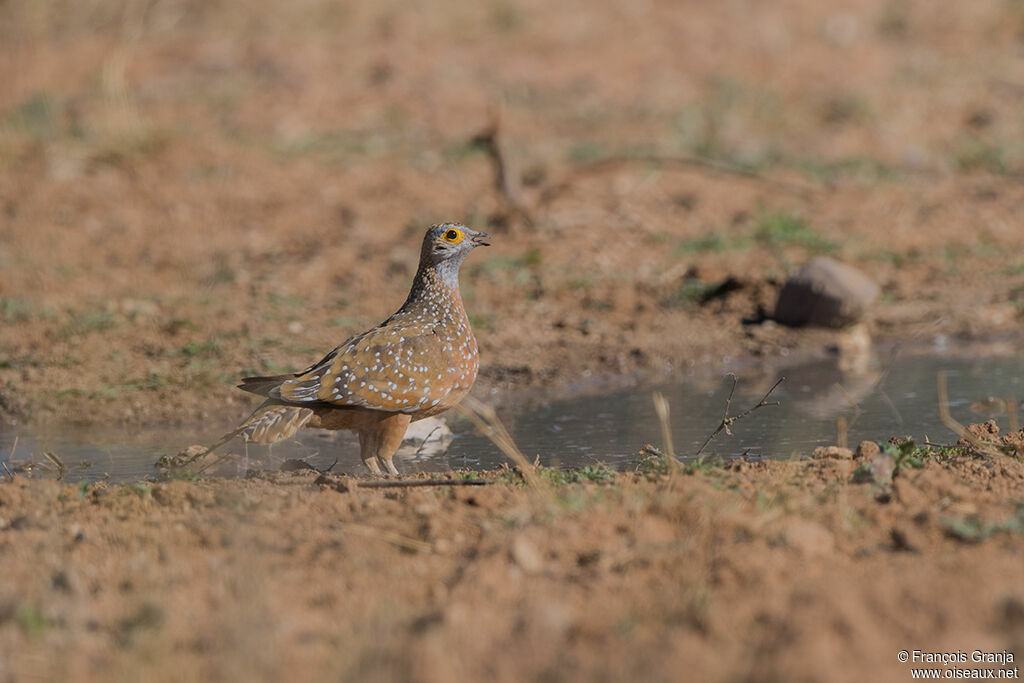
[[188, 401, 315, 463], [237, 374, 294, 397]]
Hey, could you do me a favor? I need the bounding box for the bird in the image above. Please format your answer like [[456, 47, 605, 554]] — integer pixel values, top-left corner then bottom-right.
[[205, 223, 490, 475]]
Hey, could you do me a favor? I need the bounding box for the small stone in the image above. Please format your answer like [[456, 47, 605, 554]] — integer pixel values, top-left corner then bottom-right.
[[868, 451, 895, 485], [889, 526, 919, 552], [812, 446, 854, 460], [511, 536, 544, 574], [998, 596, 1024, 626], [854, 441, 880, 460], [774, 257, 880, 328]]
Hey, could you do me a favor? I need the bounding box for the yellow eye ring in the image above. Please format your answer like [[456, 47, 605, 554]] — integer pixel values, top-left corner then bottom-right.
[[442, 228, 464, 244]]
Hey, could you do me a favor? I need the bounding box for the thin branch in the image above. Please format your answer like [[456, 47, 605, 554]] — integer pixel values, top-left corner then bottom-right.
[[920, 440, 963, 450], [937, 371, 1000, 457], [471, 110, 534, 226], [696, 376, 785, 457], [42, 451, 66, 481], [184, 428, 239, 465], [454, 396, 544, 491], [4, 436, 18, 480], [412, 425, 443, 458], [355, 478, 489, 489], [651, 392, 679, 475], [196, 450, 237, 474]]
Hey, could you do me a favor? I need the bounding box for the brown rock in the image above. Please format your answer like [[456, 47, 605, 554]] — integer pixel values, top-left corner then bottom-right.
[[854, 441, 880, 460], [774, 257, 880, 328]]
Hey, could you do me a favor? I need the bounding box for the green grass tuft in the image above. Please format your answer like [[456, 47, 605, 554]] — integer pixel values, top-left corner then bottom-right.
[[15, 605, 50, 638], [754, 212, 836, 253]]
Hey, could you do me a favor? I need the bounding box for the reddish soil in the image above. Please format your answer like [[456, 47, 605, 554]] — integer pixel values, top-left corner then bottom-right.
[[1, 442, 1023, 682], [1, 1, 1024, 680]]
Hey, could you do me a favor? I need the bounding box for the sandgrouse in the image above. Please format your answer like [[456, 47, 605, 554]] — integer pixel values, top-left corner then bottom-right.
[[213, 224, 490, 475]]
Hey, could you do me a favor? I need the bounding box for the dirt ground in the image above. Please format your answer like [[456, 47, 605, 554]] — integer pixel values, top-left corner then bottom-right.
[[2, 0, 1024, 681], [0, 438, 1022, 683]]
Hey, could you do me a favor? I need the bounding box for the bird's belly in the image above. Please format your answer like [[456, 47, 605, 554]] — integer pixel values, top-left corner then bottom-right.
[[308, 406, 376, 431]]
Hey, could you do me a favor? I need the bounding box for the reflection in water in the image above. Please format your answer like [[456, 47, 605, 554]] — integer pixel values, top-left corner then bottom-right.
[[775, 357, 882, 421], [1, 348, 1022, 482]]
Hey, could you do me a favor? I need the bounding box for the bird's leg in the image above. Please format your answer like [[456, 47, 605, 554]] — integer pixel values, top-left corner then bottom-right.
[[358, 428, 384, 475], [378, 413, 411, 476], [360, 413, 412, 476], [363, 456, 383, 476]]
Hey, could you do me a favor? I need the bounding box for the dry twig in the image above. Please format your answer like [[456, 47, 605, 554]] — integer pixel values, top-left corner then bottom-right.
[[651, 392, 679, 474], [3, 436, 18, 480], [42, 451, 66, 480], [937, 371, 1000, 457], [695, 375, 785, 457], [412, 425, 443, 458], [471, 109, 534, 226], [356, 478, 488, 489], [454, 396, 543, 490], [341, 523, 433, 553]]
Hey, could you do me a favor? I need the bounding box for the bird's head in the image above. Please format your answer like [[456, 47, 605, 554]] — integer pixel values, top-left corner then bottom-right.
[[421, 224, 491, 267]]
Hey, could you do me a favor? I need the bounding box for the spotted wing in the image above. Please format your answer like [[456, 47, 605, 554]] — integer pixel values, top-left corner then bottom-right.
[[273, 322, 454, 413]]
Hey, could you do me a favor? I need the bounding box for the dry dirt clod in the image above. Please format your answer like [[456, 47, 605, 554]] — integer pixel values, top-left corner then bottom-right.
[[959, 419, 1001, 446], [812, 446, 854, 460], [888, 526, 919, 552], [854, 441, 880, 460]]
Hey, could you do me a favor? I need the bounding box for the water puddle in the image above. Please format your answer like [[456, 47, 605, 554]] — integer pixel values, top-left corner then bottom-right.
[[2, 343, 1022, 483]]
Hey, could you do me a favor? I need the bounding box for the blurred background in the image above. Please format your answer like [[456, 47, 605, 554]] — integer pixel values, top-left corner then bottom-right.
[[0, 0, 1022, 428]]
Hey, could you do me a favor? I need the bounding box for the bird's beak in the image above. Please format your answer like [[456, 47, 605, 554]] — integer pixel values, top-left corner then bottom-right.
[[471, 232, 491, 247]]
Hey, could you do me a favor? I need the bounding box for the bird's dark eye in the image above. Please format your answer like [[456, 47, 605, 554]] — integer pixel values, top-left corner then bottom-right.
[[442, 228, 464, 244]]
